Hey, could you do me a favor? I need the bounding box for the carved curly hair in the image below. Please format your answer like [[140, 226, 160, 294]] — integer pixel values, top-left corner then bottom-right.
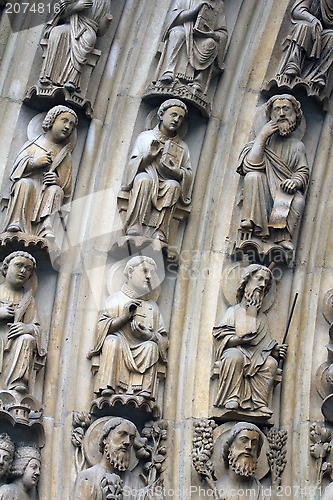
[[42, 105, 78, 132]]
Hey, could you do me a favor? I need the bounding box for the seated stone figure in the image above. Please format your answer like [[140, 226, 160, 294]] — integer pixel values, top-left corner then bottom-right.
[[88, 256, 168, 401], [121, 99, 192, 244], [39, 0, 112, 94], [278, 0, 333, 95], [213, 264, 287, 418], [156, 0, 228, 95], [237, 94, 309, 252], [0, 251, 44, 394], [0, 444, 41, 499], [2, 105, 78, 241]]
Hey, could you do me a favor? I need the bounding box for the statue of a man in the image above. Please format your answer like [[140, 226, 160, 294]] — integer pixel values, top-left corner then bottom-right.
[[3, 105, 78, 240], [215, 422, 266, 499], [0, 251, 44, 394], [73, 417, 143, 499], [121, 99, 192, 243], [39, 0, 112, 93], [0, 444, 41, 499], [88, 256, 168, 400], [278, 0, 333, 93], [0, 434, 14, 487], [156, 0, 228, 94], [237, 94, 309, 252], [213, 264, 287, 417]]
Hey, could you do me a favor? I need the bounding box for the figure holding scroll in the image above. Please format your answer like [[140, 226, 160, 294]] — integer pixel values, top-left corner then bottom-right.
[[237, 94, 309, 252]]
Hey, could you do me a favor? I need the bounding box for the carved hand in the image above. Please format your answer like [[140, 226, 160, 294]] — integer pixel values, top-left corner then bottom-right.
[[43, 172, 59, 186], [280, 178, 299, 194], [0, 304, 14, 320], [7, 322, 34, 339], [33, 151, 53, 169], [122, 300, 141, 321], [277, 343, 288, 360], [74, 0, 93, 12], [311, 18, 322, 37], [146, 140, 163, 162], [131, 319, 153, 339], [259, 120, 279, 141], [160, 160, 183, 181]]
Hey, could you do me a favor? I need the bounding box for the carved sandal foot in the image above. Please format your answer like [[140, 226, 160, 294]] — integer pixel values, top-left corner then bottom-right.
[[257, 406, 273, 416], [101, 388, 115, 397], [63, 81, 77, 93], [10, 384, 27, 393], [152, 230, 166, 242], [224, 400, 239, 410]]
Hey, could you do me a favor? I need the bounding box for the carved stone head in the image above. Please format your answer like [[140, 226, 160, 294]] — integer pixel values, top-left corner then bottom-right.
[[9, 444, 41, 491], [124, 256, 158, 296], [42, 105, 78, 132], [236, 264, 272, 308], [222, 422, 264, 478], [265, 94, 302, 136], [99, 417, 137, 472], [157, 99, 188, 121], [0, 433, 14, 482], [1, 251, 36, 285]]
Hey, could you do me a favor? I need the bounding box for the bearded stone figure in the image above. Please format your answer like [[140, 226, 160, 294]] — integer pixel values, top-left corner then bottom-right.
[[278, 0, 333, 100], [0, 444, 41, 499], [0, 251, 44, 395], [2, 105, 78, 241], [215, 422, 266, 499], [73, 417, 142, 499], [213, 265, 287, 418], [237, 94, 309, 253], [0, 433, 14, 487]]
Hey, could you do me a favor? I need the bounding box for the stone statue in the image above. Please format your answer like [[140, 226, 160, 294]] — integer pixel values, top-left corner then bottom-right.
[[121, 99, 192, 244], [0, 251, 44, 394], [213, 264, 287, 417], [0, 444, 41, 499], [2, 106, 78, 241], [237, 94, 309, 253], [88, 256, 168, 401], [278, 0, 333, 99], [73, 417, 143, 499], [39, 0, 112, 94], [0, 433, 14, 487], [215, 422, 266, 499], [156, 0, 228, 95]]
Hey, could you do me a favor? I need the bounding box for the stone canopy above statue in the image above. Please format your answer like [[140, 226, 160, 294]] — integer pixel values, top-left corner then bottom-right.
[[143, 0, 228, 116]]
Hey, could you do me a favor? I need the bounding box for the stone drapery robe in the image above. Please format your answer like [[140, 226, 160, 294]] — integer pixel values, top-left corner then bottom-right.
[[3, 135, 72, 236], [216, 476, 266, 500], [123, 126, 192, 240], [213, 304, 278, 410], [0, 482, 31, 500], [157, 0, 228, 91], [279, 0, 333, 93], [0, 286, 42, 393], [237, 134, 309, 240], [89, 285, 168, 398], [73, 463, 143, 500], [40, 0, 112, 89]]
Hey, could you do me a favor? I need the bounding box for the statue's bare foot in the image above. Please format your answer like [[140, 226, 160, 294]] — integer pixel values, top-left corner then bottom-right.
[[279, 239, 294, 251], [126, 225, 143, 236], [283, 64, 299, 78], [101, 388, 115, 396], [240, 220, 253, 230], [224, 399, 239, 410], [257, 406, 273, 416], [7, 224, 21, 232], [159, 72, 173, 84]]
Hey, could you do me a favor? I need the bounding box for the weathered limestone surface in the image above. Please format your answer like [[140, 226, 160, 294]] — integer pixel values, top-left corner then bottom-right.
[[0, 0, 332, 498]]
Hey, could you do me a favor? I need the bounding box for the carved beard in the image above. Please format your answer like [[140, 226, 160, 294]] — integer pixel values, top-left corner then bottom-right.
[[244, 286, 264, 311], [277, 117, 297, 137], [105, 445, 131, 472], [228, 448, 258, 478]]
